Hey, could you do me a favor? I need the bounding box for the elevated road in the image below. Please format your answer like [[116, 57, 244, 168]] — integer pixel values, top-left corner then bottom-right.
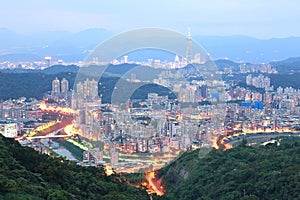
[[226, 132, 300, 146]]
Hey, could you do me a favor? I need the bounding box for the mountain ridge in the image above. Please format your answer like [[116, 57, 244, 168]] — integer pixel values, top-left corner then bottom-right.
[[0, 28, 299, 62]]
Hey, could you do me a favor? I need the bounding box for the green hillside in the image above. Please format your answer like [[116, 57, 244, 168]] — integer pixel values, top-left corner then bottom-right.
[[0, 71, 174, 102], [0, 135, 149, 200], [158, 139, 300, 200], [1, 132, 300, 200]]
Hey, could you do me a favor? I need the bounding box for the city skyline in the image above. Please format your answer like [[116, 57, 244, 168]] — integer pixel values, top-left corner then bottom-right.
[[1, 1, 300, 199], [0, 0, 300, 39]]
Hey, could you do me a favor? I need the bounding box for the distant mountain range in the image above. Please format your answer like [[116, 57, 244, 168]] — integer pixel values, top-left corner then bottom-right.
[[0, 28, 299, 63], [270, 57, 300, 73], [0, 28, 112, 62], [195, 35, 300, 63]]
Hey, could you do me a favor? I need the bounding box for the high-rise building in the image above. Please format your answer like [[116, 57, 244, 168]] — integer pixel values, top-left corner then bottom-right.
[[0, 122, 18, 138], [61, 78, 69, 93], [240, 63, 247, 73], [246, 74, 252, 85], [84, 79, 98, 100], [186, 28, 192, 63], [76, 82, 84, 96], [123, 55, 128, 64], [193, 53, 201, 64], [45, 56, 52, 68], [200, 84, 208, 98], [248, 74, 271, 90], [52, 77, 60, 93], [76, 78, 98, 100], [178, 87, 196, 103], [173, 54, 180, 68], [110, 148, 119, 166]]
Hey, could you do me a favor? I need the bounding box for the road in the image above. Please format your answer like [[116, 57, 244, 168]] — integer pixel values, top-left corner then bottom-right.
[[145, 171, 164, 196], [227, 132, 300, 146]]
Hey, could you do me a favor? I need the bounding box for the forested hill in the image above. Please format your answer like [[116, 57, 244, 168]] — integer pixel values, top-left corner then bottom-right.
[[0, 72, 76, 100], [0, 71, 175, 102], [158, 139, 300, 200], [0, 135, 150, 200], [1, 132, 300, 199]]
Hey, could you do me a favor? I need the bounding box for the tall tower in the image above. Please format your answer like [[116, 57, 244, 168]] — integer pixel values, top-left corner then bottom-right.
[[52, 77, 60, 93], [186, 27, 192, 64], [61, 78, 69, 93], [45, 56, 52, 68], [123, 55, 128, 64]]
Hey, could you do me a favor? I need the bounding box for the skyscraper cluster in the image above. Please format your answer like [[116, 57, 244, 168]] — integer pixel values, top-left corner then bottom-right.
[[246, 74, 271, 90], [72, 78, 99, 110], [75, 79, 98, 100], [52, 77, 69, 94]]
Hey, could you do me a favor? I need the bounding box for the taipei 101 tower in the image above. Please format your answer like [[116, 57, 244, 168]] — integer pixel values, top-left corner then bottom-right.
[[186, 28, 192, 64]]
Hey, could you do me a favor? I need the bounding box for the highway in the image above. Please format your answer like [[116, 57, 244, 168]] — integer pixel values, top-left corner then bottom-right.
[[226, 132, 300, 146], [145, 171, 164, 196]]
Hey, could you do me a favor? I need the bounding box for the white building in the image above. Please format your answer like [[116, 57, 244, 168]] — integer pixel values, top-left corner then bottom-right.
[[0, 122, 18, 138], [52, 77, 60, 93], [61, 78, 69, 93]]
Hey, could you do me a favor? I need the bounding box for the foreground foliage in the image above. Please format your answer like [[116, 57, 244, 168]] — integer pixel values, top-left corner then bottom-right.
[[0, 135, 149, 200], [159, 139, 300, 200], [1, 134, 299, 200]]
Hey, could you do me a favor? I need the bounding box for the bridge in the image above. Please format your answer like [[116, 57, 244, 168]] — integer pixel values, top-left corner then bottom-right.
[[16, 102, 79, 141]]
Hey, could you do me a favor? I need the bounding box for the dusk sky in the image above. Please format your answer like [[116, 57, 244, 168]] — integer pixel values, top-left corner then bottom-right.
[[1, 0, 299, 39]]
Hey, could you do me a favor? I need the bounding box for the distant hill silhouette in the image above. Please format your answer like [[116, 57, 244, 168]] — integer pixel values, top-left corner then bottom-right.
[[214, 59, 240, 71], [0, 28, 299, 62], [195, 35, 300, 62], [270, 57, 300, 73]]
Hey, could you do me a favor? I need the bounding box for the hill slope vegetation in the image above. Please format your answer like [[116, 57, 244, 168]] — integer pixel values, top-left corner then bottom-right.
[[158, 139, 300, 200], [0, 135, 150, 200]]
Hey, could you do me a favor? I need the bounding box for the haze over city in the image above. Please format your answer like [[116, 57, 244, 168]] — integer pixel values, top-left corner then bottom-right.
[[1, 0, 300, 38]]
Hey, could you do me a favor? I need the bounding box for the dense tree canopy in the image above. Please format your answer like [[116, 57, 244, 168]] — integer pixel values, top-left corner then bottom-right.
[[159, 138, 300, 200], [0, 135, 150, 200], [1, 135, 299, 199], [0, 72, 175, 102]]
